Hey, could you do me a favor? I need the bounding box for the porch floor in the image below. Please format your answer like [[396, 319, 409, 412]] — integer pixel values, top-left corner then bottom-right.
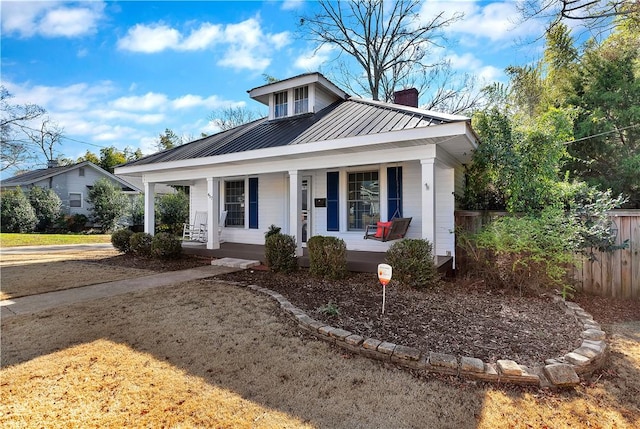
[[182, 241, 453, 275]]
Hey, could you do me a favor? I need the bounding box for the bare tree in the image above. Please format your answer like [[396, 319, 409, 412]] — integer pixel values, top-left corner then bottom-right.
[[208, 106, 262, 132], [519, 0, 639, 34], [22, 118, 64, 164], [421, 62, 485, 115], [300, 0, 462, 102], [1, 86, 46, 171]]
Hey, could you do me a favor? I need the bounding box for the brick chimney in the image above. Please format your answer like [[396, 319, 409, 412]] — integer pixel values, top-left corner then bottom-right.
[[47, 159, 59, 168], [393, 88, 418, 108]]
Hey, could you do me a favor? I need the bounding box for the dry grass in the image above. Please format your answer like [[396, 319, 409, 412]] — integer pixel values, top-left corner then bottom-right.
[[1, 252, 638, 428], [0, 250, 152, 300]]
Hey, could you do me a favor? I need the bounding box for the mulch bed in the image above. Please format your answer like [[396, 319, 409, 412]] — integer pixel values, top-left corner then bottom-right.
[[97, 253, 639, 368], [217, 268, 584, 367]]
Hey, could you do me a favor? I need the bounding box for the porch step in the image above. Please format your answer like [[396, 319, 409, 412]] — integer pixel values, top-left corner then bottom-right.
[[211, 257, 261, 269]]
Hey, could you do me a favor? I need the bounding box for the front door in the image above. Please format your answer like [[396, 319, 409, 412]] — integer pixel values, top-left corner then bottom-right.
[[301, 176, 312, 243]]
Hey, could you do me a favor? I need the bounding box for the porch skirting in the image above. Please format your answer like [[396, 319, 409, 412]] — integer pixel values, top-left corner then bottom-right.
[[182, 242, 453, 275]]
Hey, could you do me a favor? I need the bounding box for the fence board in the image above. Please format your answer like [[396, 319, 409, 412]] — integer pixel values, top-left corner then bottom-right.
[[455, 210, 640, 300]]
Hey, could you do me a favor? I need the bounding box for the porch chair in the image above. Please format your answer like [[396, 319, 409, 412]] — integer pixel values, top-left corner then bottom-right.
[[363, 217, 412, 242], [182, 210, 228, 243], [182, 211, 208, 242]]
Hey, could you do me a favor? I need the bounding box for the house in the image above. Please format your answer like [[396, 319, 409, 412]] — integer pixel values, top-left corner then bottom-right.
[[115, 72, 477, 266], [0, 160, 142, 218]]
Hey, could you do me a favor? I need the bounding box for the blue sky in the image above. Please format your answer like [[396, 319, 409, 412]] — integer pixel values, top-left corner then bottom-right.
[[1, 0, 549, 176]]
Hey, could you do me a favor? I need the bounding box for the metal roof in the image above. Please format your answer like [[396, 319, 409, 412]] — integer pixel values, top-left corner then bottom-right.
[[121, 98, 469, 168]]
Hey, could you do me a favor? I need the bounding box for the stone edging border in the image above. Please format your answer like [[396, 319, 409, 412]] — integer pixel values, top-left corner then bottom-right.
[[229, 281, 608, 388]]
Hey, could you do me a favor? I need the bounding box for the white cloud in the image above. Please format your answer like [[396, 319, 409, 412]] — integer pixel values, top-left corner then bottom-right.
[[294, 44, 335, 71], [422, 0, 539, 44], [111, 93, 169, 111], [117, 16, 290, 72], [1, 1, 105, 38], [117, 23, 181, 53], [281, 0, 305, 11], [172, 94, 233, 110]]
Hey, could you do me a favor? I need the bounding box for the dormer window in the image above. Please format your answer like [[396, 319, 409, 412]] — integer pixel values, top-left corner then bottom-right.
[[294, 86, 309, 114], [274, 91, 288, 118]]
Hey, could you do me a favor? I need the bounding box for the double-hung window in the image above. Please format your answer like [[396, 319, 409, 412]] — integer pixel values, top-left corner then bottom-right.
[[225, 180, 245, 227], [347, 171, 379, 230], [69, 192, 82, 208], [274, 91, 288, 118], [294, 86, 308, 114]]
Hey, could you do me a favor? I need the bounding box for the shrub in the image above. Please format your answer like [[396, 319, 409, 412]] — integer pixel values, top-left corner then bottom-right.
[[87, 178, 129, 233], [458, 207, 577, 297], [0, 187, 37, 233], [28, 186, 62, 232], [307, 235, 347, 279], [129, 232, 153, 257], [264, 231, 298, 273], [111, 228, 134, 253], [156, 191, 189, 235], [129, 194, 145, 227], [385, 239, 439, 290], [65, 214, 89, 233], [264, 224, 282, 239], [151, 232, 182, 259]]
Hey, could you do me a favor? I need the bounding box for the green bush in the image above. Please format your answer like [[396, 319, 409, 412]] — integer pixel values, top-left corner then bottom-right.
[[458, 207, 577, 296], [111, 229, 134, 253], [129, 232, 153, 257], [28, 186, 62, 232], [0, 187, 38, 233], [87, 178, 129, 233], [65, 214, 89, 233], [307, 235, 347, 279], [264, 232, 298, 273], [385, 239, 439, 290], [264, 224, 282, 239], [156, 191, 189, 235], [151, 232, 183, 259]]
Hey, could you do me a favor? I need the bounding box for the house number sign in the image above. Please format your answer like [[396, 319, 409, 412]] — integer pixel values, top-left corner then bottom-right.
[[377, 263, 392, 315]]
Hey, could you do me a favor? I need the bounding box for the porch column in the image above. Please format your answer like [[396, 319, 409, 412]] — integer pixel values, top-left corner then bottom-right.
[[206, 177, 220, 250], [288, 170, 303, 257], [420, 158, 436, 256], [143, 181, 155, 235]]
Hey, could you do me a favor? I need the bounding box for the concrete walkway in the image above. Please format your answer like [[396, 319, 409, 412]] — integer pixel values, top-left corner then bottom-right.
[[0, 264, 239, 318]]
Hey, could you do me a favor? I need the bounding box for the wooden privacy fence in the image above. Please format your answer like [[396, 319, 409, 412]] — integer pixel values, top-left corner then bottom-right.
[[455, 210, 640, 300]]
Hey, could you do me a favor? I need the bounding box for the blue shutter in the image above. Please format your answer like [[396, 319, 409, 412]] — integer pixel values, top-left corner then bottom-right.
[[248, 177, 258, 229], [326, 171, 339, 231], [387, 166, 403, 219]]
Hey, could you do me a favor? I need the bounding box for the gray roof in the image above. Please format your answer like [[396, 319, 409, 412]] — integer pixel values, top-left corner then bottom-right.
[[1, 161, 140, 192], [122, 98, 468, 168]]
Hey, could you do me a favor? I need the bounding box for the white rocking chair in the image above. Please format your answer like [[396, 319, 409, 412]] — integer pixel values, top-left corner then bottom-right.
[[182, 211, 228, 243]]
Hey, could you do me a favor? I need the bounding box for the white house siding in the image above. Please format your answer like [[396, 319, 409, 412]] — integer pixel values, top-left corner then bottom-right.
[[315, 85, 339, 112], [454, 164, 466, 209], [435, 165, 455, 258]]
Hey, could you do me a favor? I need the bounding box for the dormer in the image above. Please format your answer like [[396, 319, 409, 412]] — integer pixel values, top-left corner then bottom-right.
[[248, 72, 349, 120]]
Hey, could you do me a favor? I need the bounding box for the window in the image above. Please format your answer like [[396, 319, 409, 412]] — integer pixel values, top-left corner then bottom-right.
[[294, 86, 308, 114], [78, 167, 85, 177], [274, 91, 288, 118], [347, 171, 379, 230], [225, 180, 245, 227], [69, 192, 82, 208]]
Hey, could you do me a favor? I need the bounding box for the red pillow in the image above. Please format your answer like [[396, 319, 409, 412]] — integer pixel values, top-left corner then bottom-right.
[[374, 221, 392, 238]]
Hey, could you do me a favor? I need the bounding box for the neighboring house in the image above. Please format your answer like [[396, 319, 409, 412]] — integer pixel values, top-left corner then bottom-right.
[[1, 161, 141, 218], [115, 72, 478, 264]]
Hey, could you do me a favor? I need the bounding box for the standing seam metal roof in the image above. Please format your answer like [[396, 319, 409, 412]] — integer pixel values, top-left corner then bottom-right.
[[121, 98, 464, 168]]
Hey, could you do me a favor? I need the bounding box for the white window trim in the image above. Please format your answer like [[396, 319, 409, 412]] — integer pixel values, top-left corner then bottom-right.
[[69, 192, 83, 208], [223, 177, 248, 228]]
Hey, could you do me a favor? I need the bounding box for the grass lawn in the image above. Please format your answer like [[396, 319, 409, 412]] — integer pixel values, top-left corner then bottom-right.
[[0, 233, 112, 248]]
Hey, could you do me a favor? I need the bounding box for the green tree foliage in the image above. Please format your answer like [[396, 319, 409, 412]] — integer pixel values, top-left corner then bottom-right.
[[27, 186, 62, 232], [156, 128, 182, 152], [87, 178, 129, 233], [156, 191, 189, 234], [76, 150, 100, 165], [0, 187, 37, 232], [98, 147, 127, 173], [564, 19, 640, 207]]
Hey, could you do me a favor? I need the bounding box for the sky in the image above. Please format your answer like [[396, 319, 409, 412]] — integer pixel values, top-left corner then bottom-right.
[[1, 0, 551, 177]]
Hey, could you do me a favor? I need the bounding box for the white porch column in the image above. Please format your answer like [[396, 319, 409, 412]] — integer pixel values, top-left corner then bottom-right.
[[288, 170, 303, 257], [206, 177, 220, 250], [144, 182, 155, 235], [420, 158, 436, 254]]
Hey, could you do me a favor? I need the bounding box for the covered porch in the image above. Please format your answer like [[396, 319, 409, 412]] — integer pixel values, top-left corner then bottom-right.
[[182, 241, 454, 275]]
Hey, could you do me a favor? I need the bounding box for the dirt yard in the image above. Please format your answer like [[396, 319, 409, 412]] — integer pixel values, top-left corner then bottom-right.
[[1, 249, 639, 428]]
